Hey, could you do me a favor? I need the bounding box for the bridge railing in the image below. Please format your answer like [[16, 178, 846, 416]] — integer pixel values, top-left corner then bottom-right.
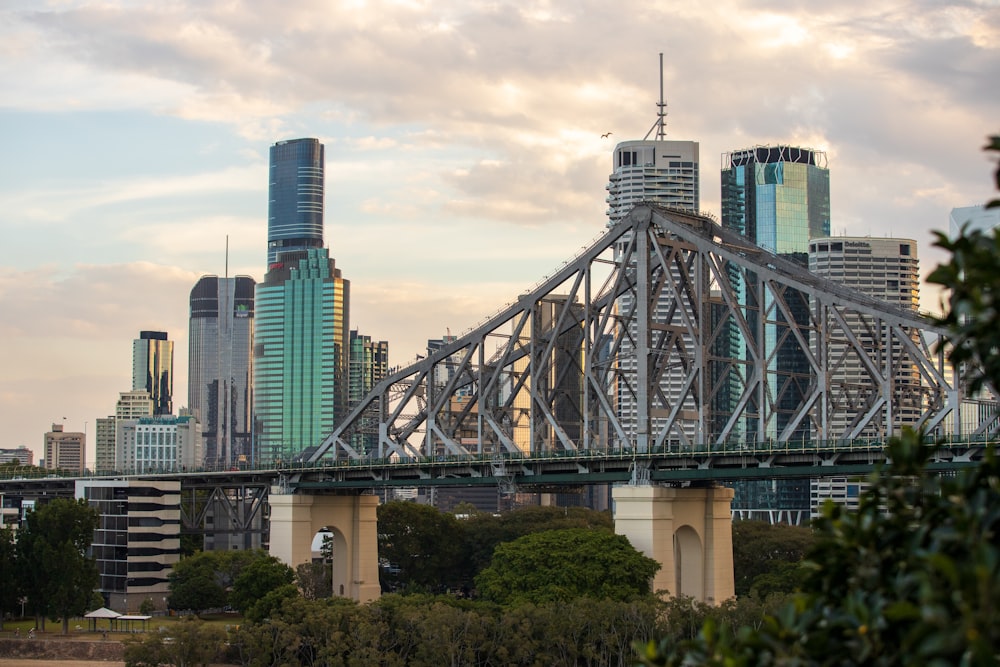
[[3, 436, 993, 482]]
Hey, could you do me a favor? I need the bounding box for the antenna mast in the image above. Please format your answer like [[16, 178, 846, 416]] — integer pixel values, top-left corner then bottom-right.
[[644, 52, 668, 141], [225, 235, 229, 279]]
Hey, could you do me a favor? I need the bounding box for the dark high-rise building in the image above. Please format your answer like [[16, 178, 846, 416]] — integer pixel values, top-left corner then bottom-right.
[[348, 330, 389, 455], [189, 275, 256, 467], [267, 138, 325, 266], [132, 331, 173, 416]]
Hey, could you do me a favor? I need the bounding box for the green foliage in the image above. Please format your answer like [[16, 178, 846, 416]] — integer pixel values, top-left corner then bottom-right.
[[986, 134, 999, 209], [475, 527, 660, 606], [461, 504, 614, 578], [138, 597, 155, 615], [731, 520, 814, 597], [168, 548, 284, 614], [0, 526, 18, 628], [15, 497, 100, 634], [243, 583, 300, 623], [124, 617, 227, 667], [296, 560, 333, 600], [639, 432, 1000, 666], [928, 135, 1000, 392], [167, 551, 227, 613], [229, 554, 295, 614], [235, 592, 667, 667], [377, 501, 465, 592]]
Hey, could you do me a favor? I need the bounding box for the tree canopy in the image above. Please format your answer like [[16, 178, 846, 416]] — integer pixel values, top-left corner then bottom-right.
[[377, 501, 465, 592], [475, 527, 660, 606], [15, 498, 100, 634], [731, 520, 814, 598]]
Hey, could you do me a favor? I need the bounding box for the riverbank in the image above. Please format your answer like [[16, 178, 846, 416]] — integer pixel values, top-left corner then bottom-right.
[[0, 637, 125, 663]]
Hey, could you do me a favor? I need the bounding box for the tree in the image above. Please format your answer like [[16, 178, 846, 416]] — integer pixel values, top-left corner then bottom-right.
[[296, 561, 333, 600], [731, 520, 814, 597], [475, 527, 660, 606], [16, 498, 100, 634], [167, 551, 227, 613], [124, 617, 227, 667], [637, 135, 1000, 666], [229, 554, 295, 614], [167, 548, 280, 614], [377, 501, 465, 592], [0, 526, 18, 629], [461, 505, 613, 577]]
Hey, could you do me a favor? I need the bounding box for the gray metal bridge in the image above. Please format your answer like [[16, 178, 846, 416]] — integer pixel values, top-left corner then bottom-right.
[[298, 204, 997, 472], [2, 204, 996, 526]]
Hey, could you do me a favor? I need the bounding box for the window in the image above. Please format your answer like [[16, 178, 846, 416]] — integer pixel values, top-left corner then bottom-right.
[[900, 244, 911, 256]]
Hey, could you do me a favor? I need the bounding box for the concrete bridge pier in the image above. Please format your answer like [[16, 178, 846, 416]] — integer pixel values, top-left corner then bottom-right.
[[268, 492, 381, 602], [613, 485, 735, 604]]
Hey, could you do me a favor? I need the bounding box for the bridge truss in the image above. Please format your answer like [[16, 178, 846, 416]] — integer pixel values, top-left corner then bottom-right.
[[307, 205, 997, 464]]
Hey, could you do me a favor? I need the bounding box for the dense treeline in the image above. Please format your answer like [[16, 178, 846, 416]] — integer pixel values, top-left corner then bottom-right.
[[148, 501, 808, 666], [222, 592, 771, 667]]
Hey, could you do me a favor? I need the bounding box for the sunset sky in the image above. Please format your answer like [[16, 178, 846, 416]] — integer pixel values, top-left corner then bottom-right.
[[1, 0, 997, 464]]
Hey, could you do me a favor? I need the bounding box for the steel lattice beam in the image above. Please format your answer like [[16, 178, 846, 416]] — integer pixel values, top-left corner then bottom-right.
[[305, 205, 996, 463]]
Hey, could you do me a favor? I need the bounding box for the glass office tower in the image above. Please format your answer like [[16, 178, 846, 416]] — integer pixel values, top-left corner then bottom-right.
[[254, 248, 350, 464], [132, 331, 174, 416], [720, 144, 830, 441], [720, 145, 830, 524], [267, 138, 325, 266], [188, 275, 256, 468], [348, 330, 389, 455]]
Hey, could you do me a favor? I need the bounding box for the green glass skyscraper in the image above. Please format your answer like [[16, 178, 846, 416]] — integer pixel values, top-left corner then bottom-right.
[[719, 145, 830, 524], [720, 144, 830, 442], [254, 248, 350, 464]]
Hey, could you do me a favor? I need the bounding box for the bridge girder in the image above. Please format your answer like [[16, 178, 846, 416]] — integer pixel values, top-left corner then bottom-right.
[[308, 205, 995, 463]]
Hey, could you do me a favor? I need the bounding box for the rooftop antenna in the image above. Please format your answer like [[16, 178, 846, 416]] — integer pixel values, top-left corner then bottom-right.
[[644, 52, 668, 141], [225, 234, 229, 279]]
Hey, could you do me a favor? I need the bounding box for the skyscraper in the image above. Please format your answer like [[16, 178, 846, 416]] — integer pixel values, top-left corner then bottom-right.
[[721, 146, 830, 257], [808, 236, 921, 435], [254, 248, 350, 463], [606, 139, 699, 224], [132, 331, 174, 416], [719, 145, 830, 524], [348, 330, 389, 455], [720, 144, 831, 441], [188, 275, 256, 467], [604, 58, 701, 448], [267, 138, 325, 266]]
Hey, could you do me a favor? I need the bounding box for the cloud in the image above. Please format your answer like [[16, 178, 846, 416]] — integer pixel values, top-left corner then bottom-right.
[[0, 0, 997, 461]]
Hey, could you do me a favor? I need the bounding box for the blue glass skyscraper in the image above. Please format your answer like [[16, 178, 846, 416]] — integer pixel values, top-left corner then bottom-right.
[[267, 138, 325, 266], [719, 145, 830, 523]]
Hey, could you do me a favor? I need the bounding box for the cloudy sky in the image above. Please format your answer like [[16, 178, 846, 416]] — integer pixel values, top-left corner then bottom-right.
[[1, 0, 997, 464]]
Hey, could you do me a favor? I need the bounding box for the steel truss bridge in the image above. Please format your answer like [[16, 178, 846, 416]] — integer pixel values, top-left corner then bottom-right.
[[299, 204, 997, 477], [2, 205, 997, 532]]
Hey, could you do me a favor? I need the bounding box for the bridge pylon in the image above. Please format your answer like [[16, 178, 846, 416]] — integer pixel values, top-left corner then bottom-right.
[[268, 491, 381, 602], [613, 484, 735, 604]]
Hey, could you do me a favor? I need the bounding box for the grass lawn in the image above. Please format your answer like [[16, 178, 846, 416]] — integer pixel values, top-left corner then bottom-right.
[[1, 612, 244, 638]]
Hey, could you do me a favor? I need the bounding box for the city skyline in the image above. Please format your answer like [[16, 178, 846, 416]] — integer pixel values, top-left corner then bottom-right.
[[1, 1, 996, 463]]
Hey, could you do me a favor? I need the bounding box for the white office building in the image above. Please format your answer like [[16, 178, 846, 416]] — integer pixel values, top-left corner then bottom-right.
[[808, 236, 921, 438], [116, 415, 202, 474]]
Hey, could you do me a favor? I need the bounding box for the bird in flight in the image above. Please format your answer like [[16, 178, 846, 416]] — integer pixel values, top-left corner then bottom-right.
[[601, 132, 613, 138]]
